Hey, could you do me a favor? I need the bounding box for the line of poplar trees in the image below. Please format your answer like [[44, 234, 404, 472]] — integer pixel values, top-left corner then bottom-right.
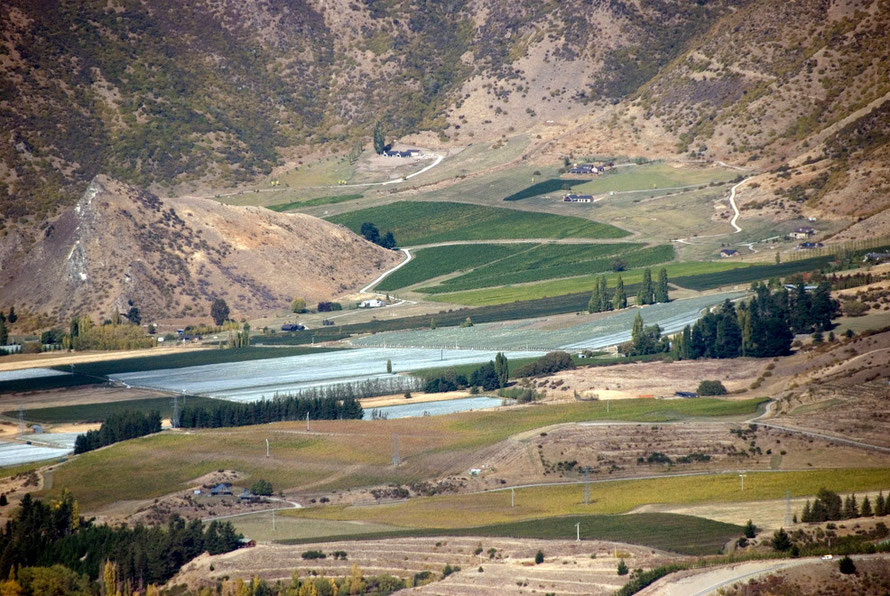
[[178, 395, 364, 428]]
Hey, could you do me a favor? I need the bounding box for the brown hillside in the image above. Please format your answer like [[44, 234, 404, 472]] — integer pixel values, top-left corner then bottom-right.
[[0, 175, 401, 322]]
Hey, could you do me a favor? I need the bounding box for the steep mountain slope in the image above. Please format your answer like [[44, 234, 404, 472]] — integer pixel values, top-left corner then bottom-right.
[[0, 0, 743, 221], [0, 175, 401, 321]]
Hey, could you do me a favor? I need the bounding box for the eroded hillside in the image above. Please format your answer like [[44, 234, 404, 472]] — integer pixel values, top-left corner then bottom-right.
[[0, 175, 401, 321]]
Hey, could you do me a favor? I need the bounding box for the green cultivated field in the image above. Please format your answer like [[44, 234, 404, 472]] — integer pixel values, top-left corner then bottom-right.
[[427, 260, 746, 306], [267, 194, 363, 211], [375, 244, 531, 291], [672, 255, 836, 290], [272, 513, 742, 556], [12, 396, 220, 424], [420, 244, 674, 294], [44, 398, 766, 511], [326, 201, 628, 245]]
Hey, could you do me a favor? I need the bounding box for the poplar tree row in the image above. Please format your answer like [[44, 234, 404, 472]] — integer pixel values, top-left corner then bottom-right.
[[588, 268, 668, 314]]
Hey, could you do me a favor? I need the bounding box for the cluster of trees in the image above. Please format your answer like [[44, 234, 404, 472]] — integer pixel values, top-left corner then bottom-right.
[[0, 492, 241, 589], [670, 282, 839, 360], [514, 351, 574, 377], [59, 315, 155, 351], [211, 298, 230, 326], [801, 488, 887, 522], [0, 307, 17, 345], [423, 353, 509, 393], [250, 479, 273, 496], [178, 395, 363, 428], [588, 275, 627, 313], [73, 410, 161, 454], [620, 312, 670, 357], [588, 268, 669, 314], [360, 222, 397, 249]]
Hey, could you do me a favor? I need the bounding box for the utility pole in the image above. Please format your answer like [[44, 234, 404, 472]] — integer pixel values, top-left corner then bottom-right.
[[266, 438, 270, 458], [172, 395, 180, 428], [739, 473, 747, 491], [511, 487, 515, 508], [575, 522, 581, 542], [306, 411, 310, 432]]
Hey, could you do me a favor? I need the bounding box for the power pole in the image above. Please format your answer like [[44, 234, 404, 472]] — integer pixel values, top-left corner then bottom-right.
[[392, 434, 400, 467], [739, 473, 747, 491], [306, 411, 310, 432], [576, 522, 581, 542], [266, 438, 270, 458]]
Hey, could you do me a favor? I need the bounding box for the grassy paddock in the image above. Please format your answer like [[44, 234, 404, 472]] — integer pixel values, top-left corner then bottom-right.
[[272, 512, 741, 556], [326, 201, 628, 245], [288, 468, 890, 530], [43, 398, 766, 511]]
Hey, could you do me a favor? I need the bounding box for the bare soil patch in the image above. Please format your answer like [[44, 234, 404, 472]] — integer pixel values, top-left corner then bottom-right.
[[539, 359, 767, 401], [0, 385, 166, 411]]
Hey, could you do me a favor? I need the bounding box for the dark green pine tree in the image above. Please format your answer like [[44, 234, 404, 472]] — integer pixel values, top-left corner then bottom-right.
[[801, 500, 812, 523], [811, 281, 839, 331], [0, 318, 7, 346], [876, 491, 886, 517], [600, 276, 611, 311], [789, 282, 813, 334], [715, 300, 742, 358], [614, 275, 627, 309], [655, 268, 669, 303], [860, 495, 873, 517], [6, 306, 16, 324]]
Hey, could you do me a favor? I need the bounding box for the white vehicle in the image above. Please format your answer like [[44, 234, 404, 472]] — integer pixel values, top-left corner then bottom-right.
[[821, 554, 833, 560]]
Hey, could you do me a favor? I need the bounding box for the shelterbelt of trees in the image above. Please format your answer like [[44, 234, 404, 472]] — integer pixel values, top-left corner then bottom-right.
[[178, 395, 364, 428]]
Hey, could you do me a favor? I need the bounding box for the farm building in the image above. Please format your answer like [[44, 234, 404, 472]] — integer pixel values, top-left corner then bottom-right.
[[797, 242, 824, 250], [281, 323, 306, 332], [719, 249, 739, 258], [359, 299, 385, 308], [210, 483, 233, 496], [863, 252, 890, 263], [383, 149, 422, 158], [790, 226, 816, 239], [564, 194, 593, 203]]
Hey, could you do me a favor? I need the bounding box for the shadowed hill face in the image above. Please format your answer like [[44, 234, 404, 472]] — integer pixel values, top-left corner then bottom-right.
[[0, 175, 401, 321]]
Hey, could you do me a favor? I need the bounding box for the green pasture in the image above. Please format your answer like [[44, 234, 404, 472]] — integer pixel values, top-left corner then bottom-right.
[[326, 201, 628, 246], [418, 244, 674, 294], [267, 194, 363, 212], [568, 162, 739, 194], [288, 468, 890, 531], [43, 398, 766, 511]]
